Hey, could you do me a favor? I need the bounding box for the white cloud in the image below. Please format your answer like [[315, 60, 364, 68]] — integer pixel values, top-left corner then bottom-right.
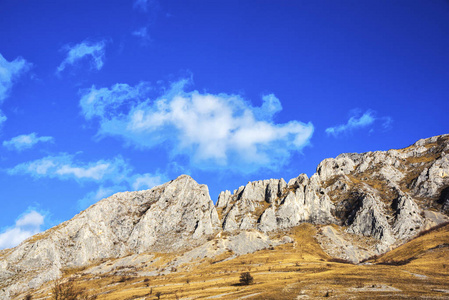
[[15, 210, 44, 227], [0, 210, 45, 249], [133, 0, 157, 12], [0, 53, 31, 103], [55, 163, 110, 180], [325, 110, 381, 137], [0, 111, 6, 127], [0, 53, 31, 127], [8, 153, 166, 208], [80, 79, 314, 172], [8, 153, 131, 183], [254, 94, 282, 119], [81, 82, 150, 120], [134, 0, 147, 11], [3, 132, 54, 151], [78, 185, 126, 210], [133, 27, 150, 40], [57, 40, 106, 73], [381, 116, 393, 130], [131, 173, 165, 190], [77, 172, 165, 209]]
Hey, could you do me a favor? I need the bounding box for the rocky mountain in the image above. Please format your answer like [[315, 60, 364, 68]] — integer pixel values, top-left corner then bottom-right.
[[217, 134, 448, 257], [0, 176, 220, 298], [1, 134, 448, 299]]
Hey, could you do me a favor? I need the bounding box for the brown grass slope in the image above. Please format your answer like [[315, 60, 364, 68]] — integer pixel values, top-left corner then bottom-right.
[[17, 223, 449, 300], [371, 222, 449, 265]]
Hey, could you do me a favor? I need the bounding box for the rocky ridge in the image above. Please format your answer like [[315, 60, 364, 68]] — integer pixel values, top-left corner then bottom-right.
[[217, 134, 449, 259], [1, 134, 449, 299], [0, 175, 220, 298]]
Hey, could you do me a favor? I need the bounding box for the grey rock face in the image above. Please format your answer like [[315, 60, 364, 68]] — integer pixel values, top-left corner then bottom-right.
[[346, 194, 395, 246], [127, 175, 220, 253], [218, 134, 449, 258], [412, 153, 449, 198], [0, 175, 220, 299], [218, 175, 335, 233], [315, 134, 449, 257], [316, 225, 377, 263], [216, 190, 232, 208], [316, 155, 356, 182]]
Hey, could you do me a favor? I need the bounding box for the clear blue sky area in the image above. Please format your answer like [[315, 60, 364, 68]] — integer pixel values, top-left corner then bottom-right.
[[0, 0, 448, 248]]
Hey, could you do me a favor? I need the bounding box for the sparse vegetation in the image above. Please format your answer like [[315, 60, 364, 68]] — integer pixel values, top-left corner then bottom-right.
[[239, 272, 254, 285], [51, 279, 97, 300], [15, 223, 449, 300]]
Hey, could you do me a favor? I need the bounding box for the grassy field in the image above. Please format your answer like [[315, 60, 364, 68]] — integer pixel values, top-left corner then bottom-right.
[[22, 223, 449, 300]]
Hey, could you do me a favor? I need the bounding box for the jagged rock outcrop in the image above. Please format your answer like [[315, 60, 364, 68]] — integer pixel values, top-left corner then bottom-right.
[[345, 194, 395, 252], [392, 191, 423, 238], [218, 134, 449, 260], [217, 175, 335, 233], [315, 134, 449, 259], [0, 175, 220, 299]]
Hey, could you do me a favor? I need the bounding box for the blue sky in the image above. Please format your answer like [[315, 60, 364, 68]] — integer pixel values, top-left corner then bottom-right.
[[0, 0, 448, 249]]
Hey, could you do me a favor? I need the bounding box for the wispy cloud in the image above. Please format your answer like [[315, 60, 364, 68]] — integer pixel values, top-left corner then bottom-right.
[[381, 116, 393, 130], [133, 0, 158, 12], [7, 153, 131, 182], [131, 173, 164, 190], [8, 153, 166, 209], [0, 210, 44, 249], [326, 110, 375, 137], [79, 78, 314, 172], [132, 27, 151, 43], [0, 53, 32, 103], [3, 132, 54, 151], [134, 0, 148, 11], [77, 185, 126, 210], [77, 172, 164, 210], [0, 53, 31, 127], [57, 40, 106, 73], [0, 111, 6, 127], [325, 109, 391, 137]]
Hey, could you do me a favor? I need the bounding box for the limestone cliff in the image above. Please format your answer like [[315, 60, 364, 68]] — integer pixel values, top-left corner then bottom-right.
[[216, 134, 449, 259], [0, 175, 220, 298]]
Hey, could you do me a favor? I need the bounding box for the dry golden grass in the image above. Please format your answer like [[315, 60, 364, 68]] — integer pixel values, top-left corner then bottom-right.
[[62, 265, 88, 276], [374, 223, 449, 264], [253, 201, 272, 220], [216, 207, 224, 222], [20, 223, 449, 300]]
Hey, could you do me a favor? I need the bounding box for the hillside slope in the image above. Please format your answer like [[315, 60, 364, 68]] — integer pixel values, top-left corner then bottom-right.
[[16, 223, 449, 300]]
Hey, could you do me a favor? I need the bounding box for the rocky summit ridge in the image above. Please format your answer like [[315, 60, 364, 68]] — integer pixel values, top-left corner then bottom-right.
[[1, 134, 449, 299]]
